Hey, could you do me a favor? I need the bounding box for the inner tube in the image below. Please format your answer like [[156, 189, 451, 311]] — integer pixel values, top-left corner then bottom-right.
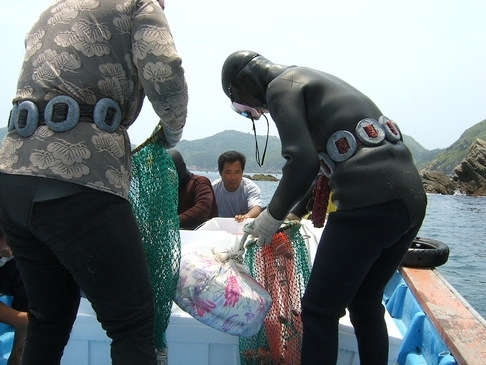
[[400, 237, 450, 268]]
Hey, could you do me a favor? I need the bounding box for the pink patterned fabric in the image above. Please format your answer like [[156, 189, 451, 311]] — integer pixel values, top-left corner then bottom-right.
[[175, 250, 272, 337]]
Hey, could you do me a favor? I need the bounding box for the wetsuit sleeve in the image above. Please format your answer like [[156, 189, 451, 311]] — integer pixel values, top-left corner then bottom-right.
[[132, 1, 188, 133], [265, 78, 320, 220], [289, 177, 317, 218]]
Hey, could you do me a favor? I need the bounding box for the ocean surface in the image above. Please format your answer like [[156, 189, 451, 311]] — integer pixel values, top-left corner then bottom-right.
[[200, 171, 486, 320]]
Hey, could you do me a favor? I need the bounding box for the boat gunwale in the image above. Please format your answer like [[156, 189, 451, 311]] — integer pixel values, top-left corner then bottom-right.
[[399, 266, 486, 365]]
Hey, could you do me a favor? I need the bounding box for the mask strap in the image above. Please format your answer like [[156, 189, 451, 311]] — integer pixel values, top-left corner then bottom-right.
[[251, 114, 269, 167]]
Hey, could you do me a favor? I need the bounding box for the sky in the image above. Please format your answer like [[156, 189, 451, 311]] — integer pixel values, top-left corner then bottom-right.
[[1, 0, 485, 150]]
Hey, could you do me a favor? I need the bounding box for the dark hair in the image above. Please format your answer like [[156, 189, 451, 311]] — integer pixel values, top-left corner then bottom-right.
[[217, 150, 246, 173]]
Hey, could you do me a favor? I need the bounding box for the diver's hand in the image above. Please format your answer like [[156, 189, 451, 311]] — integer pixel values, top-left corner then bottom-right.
[[243, 209, 282, 247]]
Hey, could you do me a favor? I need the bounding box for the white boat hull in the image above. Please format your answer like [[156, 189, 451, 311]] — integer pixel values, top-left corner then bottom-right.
[[61, 219, 402, 365]]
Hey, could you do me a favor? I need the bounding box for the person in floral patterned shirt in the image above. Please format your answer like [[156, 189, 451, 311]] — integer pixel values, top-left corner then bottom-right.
[[0, 0, 187, 364]]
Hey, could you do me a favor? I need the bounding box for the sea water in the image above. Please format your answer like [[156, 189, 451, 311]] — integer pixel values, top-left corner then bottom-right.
[[420, 194, 486, 319], [200, 172, 486, 319]]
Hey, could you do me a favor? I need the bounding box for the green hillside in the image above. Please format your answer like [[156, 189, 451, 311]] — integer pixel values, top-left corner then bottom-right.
[[402, 135, 443, 171], [422, 119, 486, 175], [2, 118, 486, 175], [175, 130, 283, 173], [175, 131, 435, 173]]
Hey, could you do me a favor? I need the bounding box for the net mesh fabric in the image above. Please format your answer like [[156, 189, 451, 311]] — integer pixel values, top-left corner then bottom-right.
[[129, 141, 180, 351], [240, 221, 311, 365]]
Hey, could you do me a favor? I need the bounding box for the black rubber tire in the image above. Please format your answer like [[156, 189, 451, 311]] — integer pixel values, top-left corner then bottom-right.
[[400, 237, 450, 268]]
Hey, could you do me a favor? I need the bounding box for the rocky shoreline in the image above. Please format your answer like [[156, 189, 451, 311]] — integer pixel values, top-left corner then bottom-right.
[[422, 138, 486, 196], [244, 174, 280, 182]]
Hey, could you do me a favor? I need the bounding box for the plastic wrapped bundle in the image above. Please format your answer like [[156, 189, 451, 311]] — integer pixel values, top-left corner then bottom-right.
[[175, 242, 272, 337]]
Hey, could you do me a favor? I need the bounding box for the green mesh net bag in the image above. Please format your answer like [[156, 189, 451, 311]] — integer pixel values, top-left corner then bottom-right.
[[240, 221, 312, 365], [129, 137, 180, 352]]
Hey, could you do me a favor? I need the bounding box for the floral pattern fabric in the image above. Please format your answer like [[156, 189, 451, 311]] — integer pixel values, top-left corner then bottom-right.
[[0, 0, 188, 199], [175, 250, 272, 337]]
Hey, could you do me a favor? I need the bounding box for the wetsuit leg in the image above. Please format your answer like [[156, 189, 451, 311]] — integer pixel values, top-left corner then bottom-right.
[[301, 201, 413, 365], [29, 192, 156, 365], [347, 226, 420, 364], [0, 174, 156, 365]]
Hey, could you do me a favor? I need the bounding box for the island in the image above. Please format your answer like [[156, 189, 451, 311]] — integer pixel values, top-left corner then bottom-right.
[[244, 174, 280, 181]]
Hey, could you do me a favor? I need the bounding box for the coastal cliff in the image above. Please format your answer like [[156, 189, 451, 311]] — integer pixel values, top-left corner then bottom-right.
[[422, 138, 486, 196], [454, 138, 486, 196]]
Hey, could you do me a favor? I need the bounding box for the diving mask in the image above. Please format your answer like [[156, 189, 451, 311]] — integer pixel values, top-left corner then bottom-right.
[[231, 102, 264, 120]]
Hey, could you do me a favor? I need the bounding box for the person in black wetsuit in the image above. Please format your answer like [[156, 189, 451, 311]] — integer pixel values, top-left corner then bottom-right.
[[221, 50, 427, 365]]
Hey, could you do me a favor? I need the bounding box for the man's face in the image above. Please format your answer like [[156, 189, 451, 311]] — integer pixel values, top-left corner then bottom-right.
[[220, 161, 244, 192]]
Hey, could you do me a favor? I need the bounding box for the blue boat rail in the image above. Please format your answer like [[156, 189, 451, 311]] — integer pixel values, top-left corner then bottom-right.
[[385, 266, 486, 365]]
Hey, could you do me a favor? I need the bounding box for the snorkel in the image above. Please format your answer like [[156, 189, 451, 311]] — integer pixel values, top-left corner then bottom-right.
[[231, 101, 269, 168]]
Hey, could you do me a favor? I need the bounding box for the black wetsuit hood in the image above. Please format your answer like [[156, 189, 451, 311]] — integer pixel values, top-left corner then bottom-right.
[[222, 50, 260, 99], [221, 50, 274, 109]]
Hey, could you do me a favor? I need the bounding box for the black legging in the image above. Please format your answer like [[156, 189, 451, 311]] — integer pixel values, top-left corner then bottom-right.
[[301, 201, 423, 365], [0, 173, 156, 365]]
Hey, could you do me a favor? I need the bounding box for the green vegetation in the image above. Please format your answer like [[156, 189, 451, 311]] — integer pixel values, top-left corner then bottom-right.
[[421, 120, 486, 175], [245, 174, 280, 181], [2, 118, 485, 176], [402, 135, 443, 171], [175, 130, 284, 173], [172, 129, 473, 175]]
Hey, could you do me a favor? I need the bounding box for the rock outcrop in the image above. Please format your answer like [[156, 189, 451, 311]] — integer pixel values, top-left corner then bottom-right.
[[453, 139, 486, 196], [422, 170, 458, 195], [422, 138, 486, 196]]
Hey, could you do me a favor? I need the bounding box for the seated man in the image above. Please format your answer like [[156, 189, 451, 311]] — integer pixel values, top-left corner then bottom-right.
[[169, 149, 218, 230], [212, 150, 262, 222], [0, 228, 28, 365]]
